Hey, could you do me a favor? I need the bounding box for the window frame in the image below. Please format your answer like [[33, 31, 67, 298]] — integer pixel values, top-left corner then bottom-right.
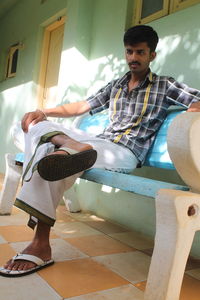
[[5, 43, 22, 79], [132, 0, 200, 25], [170, 0, 200, 12]]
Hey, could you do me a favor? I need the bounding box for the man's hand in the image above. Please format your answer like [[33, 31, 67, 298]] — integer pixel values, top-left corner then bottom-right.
[[21, 110, 47, 132], [187, 102, 200, 112]]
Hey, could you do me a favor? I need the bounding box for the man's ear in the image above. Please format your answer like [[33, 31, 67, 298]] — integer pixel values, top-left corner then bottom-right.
[[150, 51, 156, 62]]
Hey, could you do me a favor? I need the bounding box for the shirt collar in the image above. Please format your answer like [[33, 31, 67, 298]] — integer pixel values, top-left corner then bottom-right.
[[117, 69, 155, 88]]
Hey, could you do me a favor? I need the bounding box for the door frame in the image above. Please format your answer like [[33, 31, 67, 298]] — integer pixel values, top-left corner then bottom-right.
[[37, 16, 66, 108]]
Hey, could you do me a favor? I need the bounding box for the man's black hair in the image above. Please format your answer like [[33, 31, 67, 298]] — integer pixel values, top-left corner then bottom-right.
[[123, 25, 159, 52]]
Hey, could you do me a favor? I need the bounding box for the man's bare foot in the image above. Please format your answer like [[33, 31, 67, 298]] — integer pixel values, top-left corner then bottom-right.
[[51, 134, 93, 154], [3, 241, 51, 272], [51, 141, 93, 156]]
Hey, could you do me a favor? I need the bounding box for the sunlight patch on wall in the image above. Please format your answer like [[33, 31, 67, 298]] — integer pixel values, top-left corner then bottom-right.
[[57, 47, 126, 104], [183, 31, 200, 54], [87, 55, 126, 96], [76, 178, 81, 184], [155, 35, 181, 67], [191, 53, 200, 70], [1, 81, 36, 115], [152, 27, 200, 87], [57, 47, 89, 103], [0, 81, 37, 148]]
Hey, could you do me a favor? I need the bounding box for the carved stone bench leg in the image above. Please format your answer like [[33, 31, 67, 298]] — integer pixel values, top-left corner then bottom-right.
[[0, 154, 22, 215], [144, 189, 200, 300]]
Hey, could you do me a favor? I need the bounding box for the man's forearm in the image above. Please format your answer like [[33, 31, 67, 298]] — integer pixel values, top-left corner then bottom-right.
[[42, 100, 91, 118], [21, 100, 91, 132]]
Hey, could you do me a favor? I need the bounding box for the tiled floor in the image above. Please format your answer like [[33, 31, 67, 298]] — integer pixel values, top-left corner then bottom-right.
[[1, 175, 200, 299]]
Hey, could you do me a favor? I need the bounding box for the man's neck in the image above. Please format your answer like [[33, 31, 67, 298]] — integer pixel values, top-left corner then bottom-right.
[[128, 69, 149, 91]]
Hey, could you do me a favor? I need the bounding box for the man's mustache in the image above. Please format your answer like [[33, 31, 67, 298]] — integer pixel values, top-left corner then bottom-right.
[[128, 61, 141, 66]]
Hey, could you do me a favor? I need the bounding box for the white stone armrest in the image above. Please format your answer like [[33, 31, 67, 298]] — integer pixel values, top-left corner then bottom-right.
[[167, 112, 200, 193]]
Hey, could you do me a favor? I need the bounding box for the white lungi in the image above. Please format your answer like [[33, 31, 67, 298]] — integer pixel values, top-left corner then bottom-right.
[[13, 120, 139, 228]]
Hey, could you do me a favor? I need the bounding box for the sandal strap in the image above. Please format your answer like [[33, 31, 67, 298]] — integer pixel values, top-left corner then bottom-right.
[[12, 254, 45, 266], [54, 147, 79, 155]]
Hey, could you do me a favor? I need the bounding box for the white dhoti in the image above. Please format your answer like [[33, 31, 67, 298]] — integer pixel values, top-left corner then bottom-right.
[[12, 120, 138, 228]]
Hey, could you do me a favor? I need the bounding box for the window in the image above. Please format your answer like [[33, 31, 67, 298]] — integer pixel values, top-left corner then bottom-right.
[[133, 0, 200, 25], [134, 0, 169, 24], [5, 43, 23, 78]]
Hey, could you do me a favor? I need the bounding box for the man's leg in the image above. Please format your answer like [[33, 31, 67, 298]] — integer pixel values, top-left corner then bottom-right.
[[1, 133, 91, 273], [3, 220, 51, 271], [2, 122, 138, 274]]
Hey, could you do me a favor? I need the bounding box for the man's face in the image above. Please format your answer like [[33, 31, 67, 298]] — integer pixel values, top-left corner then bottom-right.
[[125, 42, 156, 75]]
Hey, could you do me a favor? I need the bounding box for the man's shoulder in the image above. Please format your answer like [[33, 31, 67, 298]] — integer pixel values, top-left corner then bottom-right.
[[152, 72, 175, 83]]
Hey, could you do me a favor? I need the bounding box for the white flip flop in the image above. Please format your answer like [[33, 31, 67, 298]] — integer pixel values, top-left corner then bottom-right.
[[0, 254, 54, 277]]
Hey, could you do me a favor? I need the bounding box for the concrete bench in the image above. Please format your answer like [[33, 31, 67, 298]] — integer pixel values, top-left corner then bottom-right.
[[0, 107, 188, 216], [1, 108, 200, 300]]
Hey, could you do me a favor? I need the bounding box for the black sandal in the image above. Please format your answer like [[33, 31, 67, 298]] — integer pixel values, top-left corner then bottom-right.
[[37, 147, 97, 181]]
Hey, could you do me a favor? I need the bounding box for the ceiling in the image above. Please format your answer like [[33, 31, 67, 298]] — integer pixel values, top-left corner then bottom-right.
[[0, 0, 21, 19]]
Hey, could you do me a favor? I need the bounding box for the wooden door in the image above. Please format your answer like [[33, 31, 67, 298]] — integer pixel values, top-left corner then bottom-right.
[[38, 17, 65, 108]]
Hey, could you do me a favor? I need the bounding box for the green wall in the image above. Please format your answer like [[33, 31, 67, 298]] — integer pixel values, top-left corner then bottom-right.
[[150, 3, 200, 88]]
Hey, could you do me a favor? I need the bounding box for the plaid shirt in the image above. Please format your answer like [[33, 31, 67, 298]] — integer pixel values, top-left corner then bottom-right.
[[87, 70, 200, 164]]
